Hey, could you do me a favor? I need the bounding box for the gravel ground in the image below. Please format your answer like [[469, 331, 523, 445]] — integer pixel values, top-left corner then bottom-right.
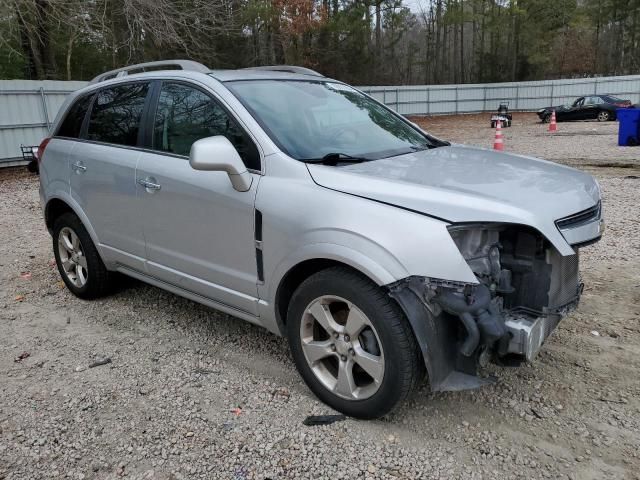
[[412, 112, 640, 167], [1, 114, 639, 480]]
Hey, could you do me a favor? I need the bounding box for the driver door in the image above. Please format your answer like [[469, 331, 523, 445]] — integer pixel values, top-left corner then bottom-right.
[[136, 81, 262, 315], [566, 97, 586, 120]]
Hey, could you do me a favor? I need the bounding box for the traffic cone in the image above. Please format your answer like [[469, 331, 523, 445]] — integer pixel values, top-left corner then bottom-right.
[[548, 110, 557, 132], [493, 121, 504, 151]]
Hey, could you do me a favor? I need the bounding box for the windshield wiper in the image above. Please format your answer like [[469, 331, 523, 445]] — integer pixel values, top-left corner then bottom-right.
[[301, 152, 371, 166]]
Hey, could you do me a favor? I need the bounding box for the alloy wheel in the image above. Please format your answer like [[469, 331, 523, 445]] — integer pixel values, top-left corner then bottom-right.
[[598, 111, 609, 121], [57, 227, 88, 288], [300, 295, 384, 400]]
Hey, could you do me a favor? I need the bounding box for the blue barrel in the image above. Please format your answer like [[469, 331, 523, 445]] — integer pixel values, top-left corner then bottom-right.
[[617, 108, 640, 146]]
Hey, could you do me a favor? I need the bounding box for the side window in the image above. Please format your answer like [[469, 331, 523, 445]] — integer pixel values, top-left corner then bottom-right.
[[57, 94, 93, 138], [87, 83, 149, 147], [153, 82, 260, 170]]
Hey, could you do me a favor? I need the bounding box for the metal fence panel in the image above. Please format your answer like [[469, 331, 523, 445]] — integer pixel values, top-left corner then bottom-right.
[[359, 74, 640, 116], [1, 74, 640, 164], [0, 80, 87, 164]]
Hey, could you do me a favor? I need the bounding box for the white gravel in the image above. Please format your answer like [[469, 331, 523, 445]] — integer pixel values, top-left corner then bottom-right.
[[1, 115, 639, 479]]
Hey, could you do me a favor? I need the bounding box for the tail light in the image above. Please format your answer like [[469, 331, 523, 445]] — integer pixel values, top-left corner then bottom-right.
[[36, 137, 51, 163]]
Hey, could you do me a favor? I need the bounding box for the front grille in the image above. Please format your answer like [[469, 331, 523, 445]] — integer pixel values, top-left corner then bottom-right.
[[547, 249, 580, 310], [556, 202, 601, 230]]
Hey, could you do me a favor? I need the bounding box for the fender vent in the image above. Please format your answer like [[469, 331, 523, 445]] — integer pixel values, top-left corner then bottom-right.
[[255, 210, 264, 282]]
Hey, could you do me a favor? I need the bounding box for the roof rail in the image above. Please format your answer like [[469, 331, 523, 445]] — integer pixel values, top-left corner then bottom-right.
[[241, 65, 324, 77], [90, 60, 210, 84]]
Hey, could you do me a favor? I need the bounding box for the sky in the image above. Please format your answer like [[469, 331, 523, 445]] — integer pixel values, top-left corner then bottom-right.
[[404, 0, 423, 12]]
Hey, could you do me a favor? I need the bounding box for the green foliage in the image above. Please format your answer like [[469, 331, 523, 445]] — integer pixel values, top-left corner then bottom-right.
[[0, 0, 638, 83]]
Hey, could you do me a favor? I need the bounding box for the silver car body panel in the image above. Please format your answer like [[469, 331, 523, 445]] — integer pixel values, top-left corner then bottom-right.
[[70, 142, 146, 271], [136, 151, 262, 315]]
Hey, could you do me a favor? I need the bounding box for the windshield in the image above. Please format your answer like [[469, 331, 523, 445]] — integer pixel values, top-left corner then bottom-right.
[[226, 80, 435, 161]]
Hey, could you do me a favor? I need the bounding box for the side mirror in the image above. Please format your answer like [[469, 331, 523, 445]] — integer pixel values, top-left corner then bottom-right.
[[189, 136, 253, 192]]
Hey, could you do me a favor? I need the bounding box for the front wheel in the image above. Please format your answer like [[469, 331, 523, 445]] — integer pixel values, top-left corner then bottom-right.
[[597, 110, 610, 122], [542, 113, 551, 123], [287, 267, 423, 419]]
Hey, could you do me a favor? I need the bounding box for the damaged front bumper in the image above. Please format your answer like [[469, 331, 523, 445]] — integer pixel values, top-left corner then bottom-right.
[[388, 224, 588, 392]]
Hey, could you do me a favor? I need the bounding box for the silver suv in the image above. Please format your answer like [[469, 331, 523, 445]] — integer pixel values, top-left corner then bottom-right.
[[39, 60, 603, 418]]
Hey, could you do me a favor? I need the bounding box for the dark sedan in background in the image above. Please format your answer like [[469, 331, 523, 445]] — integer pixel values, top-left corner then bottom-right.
[[537, 95, 633, 123]]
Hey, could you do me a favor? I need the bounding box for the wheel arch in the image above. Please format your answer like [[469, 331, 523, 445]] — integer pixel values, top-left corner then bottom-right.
[[44, 194, 100, 248], [45, 198, 75, 232], [273, 257, 395, 335]]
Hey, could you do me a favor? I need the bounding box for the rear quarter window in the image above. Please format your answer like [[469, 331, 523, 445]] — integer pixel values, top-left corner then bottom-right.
[[86, 83, 150, 147], [56, 94, 93, 138]]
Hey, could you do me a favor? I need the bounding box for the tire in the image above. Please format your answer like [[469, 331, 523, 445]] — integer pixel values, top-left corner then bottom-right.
[[53, 212, 113, 299], [26, 160, 39, 174], [597, 110, 610, 122], [542, 114, 551, 123], [287, 267, 423, 419], [490, 121, 496, 128]]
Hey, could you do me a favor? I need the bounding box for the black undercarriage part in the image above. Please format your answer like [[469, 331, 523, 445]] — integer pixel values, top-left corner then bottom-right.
[[432, 284, 506, 356]]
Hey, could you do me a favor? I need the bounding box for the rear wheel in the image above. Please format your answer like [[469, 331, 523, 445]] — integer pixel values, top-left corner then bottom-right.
[[53, 212, 113, 299], [287, 267, 422, 419], [597, 110, 610, 122]]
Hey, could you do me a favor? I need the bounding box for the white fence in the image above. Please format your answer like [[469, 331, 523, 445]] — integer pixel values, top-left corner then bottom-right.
[[1, 74, 640, 164], [359, 74, 640, 116], [0, 80, 86, 165]]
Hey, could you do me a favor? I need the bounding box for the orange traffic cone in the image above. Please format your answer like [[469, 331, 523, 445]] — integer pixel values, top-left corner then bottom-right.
[[548, 110, 557, 132], [493, 121, 504, 151]]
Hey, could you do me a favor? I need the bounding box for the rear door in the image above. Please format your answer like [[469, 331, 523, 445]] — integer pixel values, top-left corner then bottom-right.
[[135, 81, 262, 315], [43, 93, 94, 201], [69, 81, 151, 271], [582, 96, 601, 119]]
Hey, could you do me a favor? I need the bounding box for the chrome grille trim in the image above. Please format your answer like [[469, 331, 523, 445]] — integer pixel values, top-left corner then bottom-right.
[[556, 201, 601, 230]]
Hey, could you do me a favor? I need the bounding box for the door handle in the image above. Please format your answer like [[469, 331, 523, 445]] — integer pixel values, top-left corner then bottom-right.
[[71, 161, 86, 173], [137, 177, 161, 191]]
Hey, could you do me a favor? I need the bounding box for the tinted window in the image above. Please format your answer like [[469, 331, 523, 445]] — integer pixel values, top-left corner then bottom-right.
[[153, 83, 260, 170], [602, 95, 624, 103], [87, 83, 149, 146], [57, 94, 93, 138]]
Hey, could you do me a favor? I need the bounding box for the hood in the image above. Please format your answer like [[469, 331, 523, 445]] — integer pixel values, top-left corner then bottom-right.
[[307, 146, 600, 256]]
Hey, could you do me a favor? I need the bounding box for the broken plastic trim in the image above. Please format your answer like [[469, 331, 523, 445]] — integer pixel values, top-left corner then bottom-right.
[[387, 276, 497, 392]]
